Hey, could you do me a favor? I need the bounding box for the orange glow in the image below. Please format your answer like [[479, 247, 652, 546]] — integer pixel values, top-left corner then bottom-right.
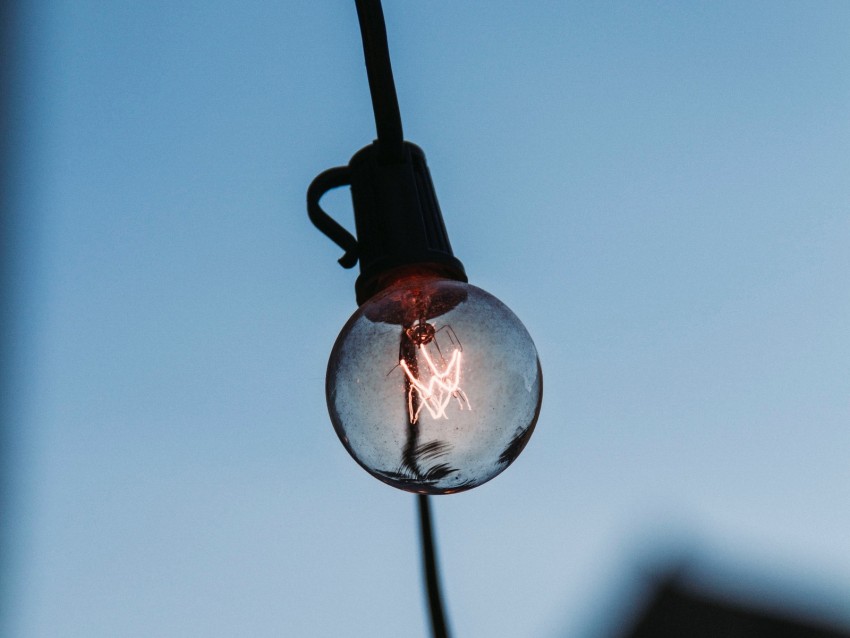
[[399, 345, 471, 423]]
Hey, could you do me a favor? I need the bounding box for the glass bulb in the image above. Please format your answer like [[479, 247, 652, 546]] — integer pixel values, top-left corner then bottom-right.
[[327, 273, 542, 494]]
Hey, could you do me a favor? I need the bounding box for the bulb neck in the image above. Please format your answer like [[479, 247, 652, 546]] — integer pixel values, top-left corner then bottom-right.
[[349, 142, 467, 305]]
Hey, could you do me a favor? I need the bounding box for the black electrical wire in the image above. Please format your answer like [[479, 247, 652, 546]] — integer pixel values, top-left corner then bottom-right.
[[354, 0, 405, 162], [353, 2, 452, 635], [418, 494, 452, 638]]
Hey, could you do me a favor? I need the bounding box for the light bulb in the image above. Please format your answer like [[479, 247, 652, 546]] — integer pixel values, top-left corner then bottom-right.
[[327, 272, 542, 494]]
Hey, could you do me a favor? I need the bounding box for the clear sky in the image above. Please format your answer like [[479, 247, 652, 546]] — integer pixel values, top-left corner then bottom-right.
[[6, 1, 850, 636]]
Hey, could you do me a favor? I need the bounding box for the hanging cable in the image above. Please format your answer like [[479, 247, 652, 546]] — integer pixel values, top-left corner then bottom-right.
[[418, 494, 452, 638], [354, 0, 405, 162], [348, 5, 453, 632]]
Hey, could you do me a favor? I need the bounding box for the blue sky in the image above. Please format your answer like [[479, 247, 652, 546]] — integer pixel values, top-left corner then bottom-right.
[[6, 1, 850, 636]]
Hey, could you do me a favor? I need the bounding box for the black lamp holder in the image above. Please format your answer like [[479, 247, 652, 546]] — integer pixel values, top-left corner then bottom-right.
[[307, 0, 466, 307]]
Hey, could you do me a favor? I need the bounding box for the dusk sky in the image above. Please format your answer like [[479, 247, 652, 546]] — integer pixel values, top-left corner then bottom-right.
[[6, 2, 850, 636]]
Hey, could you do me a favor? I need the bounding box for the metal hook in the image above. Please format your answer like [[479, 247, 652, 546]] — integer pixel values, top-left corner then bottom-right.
[[307, 166, 358, 268]]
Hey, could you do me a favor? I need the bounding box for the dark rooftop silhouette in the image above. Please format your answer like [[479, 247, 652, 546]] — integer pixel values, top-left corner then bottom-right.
[[613, 573, 850, 638]]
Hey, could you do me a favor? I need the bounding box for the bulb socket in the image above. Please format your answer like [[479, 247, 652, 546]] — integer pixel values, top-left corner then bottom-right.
[[348, 142, 467, 305]]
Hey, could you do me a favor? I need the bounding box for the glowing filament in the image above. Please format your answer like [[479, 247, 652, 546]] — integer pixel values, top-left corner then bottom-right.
[[400, 346, 471, 423]]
